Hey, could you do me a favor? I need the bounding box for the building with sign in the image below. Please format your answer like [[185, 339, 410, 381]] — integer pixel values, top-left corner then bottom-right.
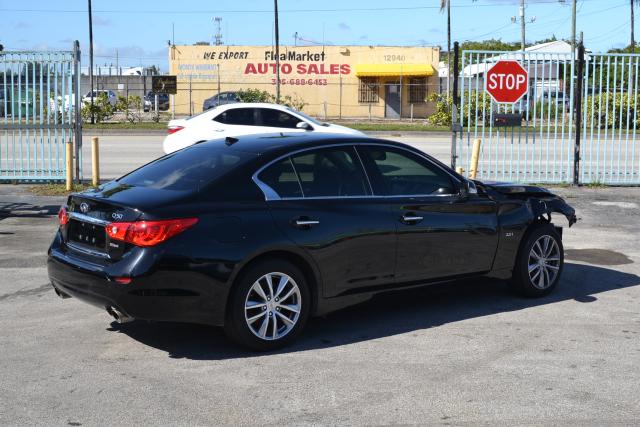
[[168, 45, 440, 119]]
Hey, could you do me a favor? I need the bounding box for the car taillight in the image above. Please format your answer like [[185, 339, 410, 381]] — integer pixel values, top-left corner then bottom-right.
[[106, 218, 198, 247], [167, 126, 184, 135], [58, 206, 69, 226]]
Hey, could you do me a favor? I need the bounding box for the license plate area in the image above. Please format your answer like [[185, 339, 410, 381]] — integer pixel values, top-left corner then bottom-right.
[[67, 219, 107, 251]]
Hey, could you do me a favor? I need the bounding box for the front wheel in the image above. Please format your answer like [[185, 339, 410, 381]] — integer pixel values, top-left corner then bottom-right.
[[224, 259, 310, 351], [510, 224, 564, 297]]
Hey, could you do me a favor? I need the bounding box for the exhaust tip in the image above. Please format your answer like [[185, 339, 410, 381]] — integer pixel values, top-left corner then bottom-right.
[[107, 306, 134, 324]]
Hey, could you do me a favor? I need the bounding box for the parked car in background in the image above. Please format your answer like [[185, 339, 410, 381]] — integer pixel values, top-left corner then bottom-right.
[[203, 91, 239, 110], [48, 133, 576, 350], [82, 90, 117, 107], [163, 103, 364, 154], [143, 92, 170, 112]]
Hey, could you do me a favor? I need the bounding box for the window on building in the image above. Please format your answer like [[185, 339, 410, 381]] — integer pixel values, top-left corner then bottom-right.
[[358, 77, 379, 103], [408, 77, 427, 103]]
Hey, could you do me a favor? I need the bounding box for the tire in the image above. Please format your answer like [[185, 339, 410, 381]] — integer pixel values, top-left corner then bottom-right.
[[510, 223, 564, 297], [224, 259, 310, 351]]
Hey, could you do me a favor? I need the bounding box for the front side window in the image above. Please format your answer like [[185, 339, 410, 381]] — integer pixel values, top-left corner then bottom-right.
[[360, 147, 456, 196], [290, 147, 369, 197], [260, 108, 303, 129], [213, 108, 257, 125]]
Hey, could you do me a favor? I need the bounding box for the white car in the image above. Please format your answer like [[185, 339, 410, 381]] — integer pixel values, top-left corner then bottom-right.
[[162, 103, 364, 154], [82, 90, 117, 107]]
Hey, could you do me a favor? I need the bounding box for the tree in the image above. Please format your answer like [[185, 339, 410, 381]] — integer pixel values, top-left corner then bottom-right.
[[193, 41, 210, 46]]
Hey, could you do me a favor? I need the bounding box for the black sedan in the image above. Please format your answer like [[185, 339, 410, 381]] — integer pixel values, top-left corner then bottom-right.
[[48, 134, 576, 350]]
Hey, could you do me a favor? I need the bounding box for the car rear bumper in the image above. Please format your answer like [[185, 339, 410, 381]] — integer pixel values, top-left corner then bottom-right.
[[47, 246, 227, 326]]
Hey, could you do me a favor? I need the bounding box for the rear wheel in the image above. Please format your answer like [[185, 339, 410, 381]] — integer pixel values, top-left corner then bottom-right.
[[225, 259, 310, 351], [510, 224, 564, 297]]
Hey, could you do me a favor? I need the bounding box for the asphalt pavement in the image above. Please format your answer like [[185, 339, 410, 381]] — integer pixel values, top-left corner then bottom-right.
[[0, 180, 639, 425]]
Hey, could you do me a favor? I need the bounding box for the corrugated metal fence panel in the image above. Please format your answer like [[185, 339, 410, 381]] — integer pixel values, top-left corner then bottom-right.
[[581, 53, 640, 184], [0, 50, 79, 181], [458, 50, 575, 184]]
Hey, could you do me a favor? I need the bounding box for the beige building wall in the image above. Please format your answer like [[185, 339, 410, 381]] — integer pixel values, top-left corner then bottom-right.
[[169, 45, 440, 119]]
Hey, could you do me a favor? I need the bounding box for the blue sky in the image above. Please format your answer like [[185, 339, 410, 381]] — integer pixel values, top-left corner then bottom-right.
[[0, 0, 633, 71]]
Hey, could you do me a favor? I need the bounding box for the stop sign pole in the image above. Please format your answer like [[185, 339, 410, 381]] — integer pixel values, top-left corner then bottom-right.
[[484, 60, 529, 104]]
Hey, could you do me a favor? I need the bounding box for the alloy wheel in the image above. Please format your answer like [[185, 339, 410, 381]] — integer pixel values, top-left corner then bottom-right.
[[528, 235, 561, 290], [244, 272, 302, 341]]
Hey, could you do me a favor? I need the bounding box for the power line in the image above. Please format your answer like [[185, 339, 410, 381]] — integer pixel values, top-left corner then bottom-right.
[[0, 0, 612, 15]]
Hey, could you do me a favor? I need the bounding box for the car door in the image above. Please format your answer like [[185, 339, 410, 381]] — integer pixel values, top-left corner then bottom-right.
[[358, 145, 499, 284], [256, 108, 307, 134], [256, 145, 396, 297]]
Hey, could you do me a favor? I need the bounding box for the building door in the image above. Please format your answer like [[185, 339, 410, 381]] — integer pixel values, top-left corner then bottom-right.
[[385, 82, 401, 119]]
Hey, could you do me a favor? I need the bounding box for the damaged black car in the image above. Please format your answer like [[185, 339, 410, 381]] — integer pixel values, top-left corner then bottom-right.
[[47, 134, 576, 350]]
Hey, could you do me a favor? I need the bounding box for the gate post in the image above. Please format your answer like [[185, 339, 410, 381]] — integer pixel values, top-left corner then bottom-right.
[[73, 40, 83, 183], [450, 41, 460, 169], [573, 42, 585, 185]]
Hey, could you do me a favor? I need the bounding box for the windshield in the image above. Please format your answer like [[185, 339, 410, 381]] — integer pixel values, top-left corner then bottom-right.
[[118, 145, 253, 191], [286, 108, 328, 127]]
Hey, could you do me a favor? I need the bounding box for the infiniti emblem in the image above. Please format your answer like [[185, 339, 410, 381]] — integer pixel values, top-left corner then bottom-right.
[[79, 203, 89, 214]]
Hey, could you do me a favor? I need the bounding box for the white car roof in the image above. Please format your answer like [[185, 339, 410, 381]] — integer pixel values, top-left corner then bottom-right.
[[215, 102, 294, 112]]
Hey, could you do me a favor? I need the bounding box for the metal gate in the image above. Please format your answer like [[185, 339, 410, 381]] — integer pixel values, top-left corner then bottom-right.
[[455, 48, 640, 185], [0, 43, 82, 182]]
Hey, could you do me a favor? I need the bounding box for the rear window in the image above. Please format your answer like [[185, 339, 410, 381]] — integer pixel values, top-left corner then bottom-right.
[[118, 145, 252, 191]]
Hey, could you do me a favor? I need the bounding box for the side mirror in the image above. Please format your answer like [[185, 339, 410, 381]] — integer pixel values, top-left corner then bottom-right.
[[296, 121, 312, 131], [459, 179, 477, 199]]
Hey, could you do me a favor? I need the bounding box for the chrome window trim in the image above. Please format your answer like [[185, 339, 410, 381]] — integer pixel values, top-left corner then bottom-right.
[[251, 142, 463, 201], [68, 211, 110, 226], [288, 157, 306, 197]]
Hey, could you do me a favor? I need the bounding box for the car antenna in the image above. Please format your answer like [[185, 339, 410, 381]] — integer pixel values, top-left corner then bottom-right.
[[225, 136, 239, 146]]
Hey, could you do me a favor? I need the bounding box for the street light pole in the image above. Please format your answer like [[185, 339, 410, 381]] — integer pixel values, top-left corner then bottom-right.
[[274, 0, 281, 103], [571, 0, 577, 53], [88, 0, 94, 124]]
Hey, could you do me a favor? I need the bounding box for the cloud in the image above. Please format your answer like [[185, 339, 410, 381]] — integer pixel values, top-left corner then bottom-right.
[[359, 34, 368, 40], [93, 15, 111, 26], [429, 27, 442, 34], [338, 22, 351, 31], [14, 21, 30, 30]]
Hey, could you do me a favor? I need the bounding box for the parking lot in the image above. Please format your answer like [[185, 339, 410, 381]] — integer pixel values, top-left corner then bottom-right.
[[1, 134, 639, 424]]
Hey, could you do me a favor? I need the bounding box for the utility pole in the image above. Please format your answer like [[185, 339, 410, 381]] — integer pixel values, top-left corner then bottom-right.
[[520, 0, 525, 50], [447, 0, 451, 95], [88, 0, 94, 124], [571, 0, 577, 53], [274, 0, 281, 103]]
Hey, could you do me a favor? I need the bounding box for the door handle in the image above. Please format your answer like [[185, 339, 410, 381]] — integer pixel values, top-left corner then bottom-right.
[[292, 218, 320, 228], [400, 214, 423, 224]]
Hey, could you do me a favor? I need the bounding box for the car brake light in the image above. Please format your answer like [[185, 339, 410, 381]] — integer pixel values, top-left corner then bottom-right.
[[106, 218, 198, 247], [167, 126, 184, 135], [58, 206, 69, 226]]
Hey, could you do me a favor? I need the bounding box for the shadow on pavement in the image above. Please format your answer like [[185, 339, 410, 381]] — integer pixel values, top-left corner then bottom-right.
[[109, 262, 638, 360], [0, 202, 60, 221]]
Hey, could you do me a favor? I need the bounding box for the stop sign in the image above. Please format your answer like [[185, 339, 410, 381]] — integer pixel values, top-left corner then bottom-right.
[[484, 60, 528, 103]]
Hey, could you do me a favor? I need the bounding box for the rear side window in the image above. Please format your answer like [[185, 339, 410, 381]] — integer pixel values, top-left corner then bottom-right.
[[291, 147, 369, 197], [258, 158, 302, 198], [360, 147, 456, 196], [119, 146, 249, 191], [214, 108, 256, 125], [260, 108, 302, 129], [258, 147, 370, 199]]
